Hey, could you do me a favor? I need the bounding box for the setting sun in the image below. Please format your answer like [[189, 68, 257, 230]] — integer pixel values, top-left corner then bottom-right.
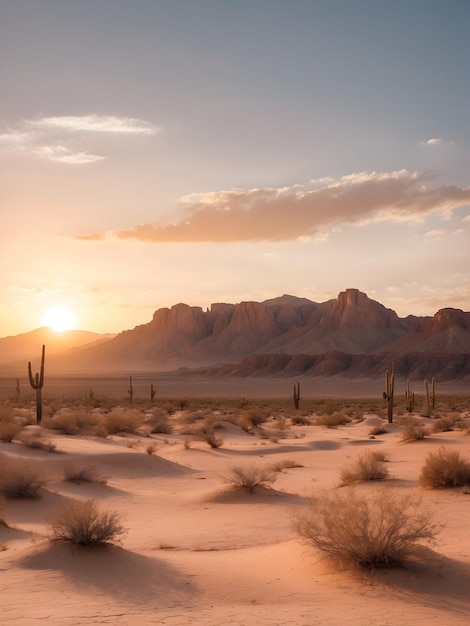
[[41, 306, 76, 332]]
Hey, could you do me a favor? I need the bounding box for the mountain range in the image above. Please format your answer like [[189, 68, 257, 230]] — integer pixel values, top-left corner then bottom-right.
[[1, 289, 469, 381]]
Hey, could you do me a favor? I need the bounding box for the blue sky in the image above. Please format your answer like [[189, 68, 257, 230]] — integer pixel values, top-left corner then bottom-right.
[[1, 0, 469, 335]]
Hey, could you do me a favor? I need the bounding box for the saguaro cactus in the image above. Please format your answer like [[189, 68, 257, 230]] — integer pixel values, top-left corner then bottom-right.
[[405, 379, 415, 413], [28, 344, 45, 424], [150, 383, 156, 402], [424, 377, 435, 417], [293, 381, 301, 410], [128, 376, 134, 404], [382, 368, 395, 424]]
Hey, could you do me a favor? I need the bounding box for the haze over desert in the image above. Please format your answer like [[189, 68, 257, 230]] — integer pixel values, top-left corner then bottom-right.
[[1, 1, 470, 624]]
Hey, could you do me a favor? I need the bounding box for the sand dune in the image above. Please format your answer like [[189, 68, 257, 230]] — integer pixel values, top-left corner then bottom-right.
[[1, 400, 470, 625]]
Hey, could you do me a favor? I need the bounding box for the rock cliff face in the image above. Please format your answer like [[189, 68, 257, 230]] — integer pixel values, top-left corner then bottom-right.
[[42, 289, 470, 379]]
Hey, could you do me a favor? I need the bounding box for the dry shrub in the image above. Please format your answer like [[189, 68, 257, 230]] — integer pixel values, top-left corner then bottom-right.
[[270, 459, 304, 472], [237, 407, 269, 431], [63, 464, 107, 485], [222, 464, 277, 493], [0, 420, 23, 443], [401, 419, 427, 442], [20, 434, 58, 453], [432, 414, 459, 433], [146, 443, 158, 455], [340, 450, 389, 486], [316, 412, 350, 428], [49, 499, 125, 546], [419, 446, 470, 489], [0, 457, 45, 498], [148, 409, 173, 434], [45, 409, 102, 436], [369, 426, 388, 436], [193, 425, 223, 449], [291, 414, 312, 426], [103, 409, 143, 434], [294, 487, 438, 569]]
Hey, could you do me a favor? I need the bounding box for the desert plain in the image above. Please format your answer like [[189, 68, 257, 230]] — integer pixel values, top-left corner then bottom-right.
[[1, 376, 470, 626]]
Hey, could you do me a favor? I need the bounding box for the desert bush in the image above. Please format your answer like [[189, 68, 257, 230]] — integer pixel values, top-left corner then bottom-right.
[[148, 409, 173, 434], [270, 459, 304, 472], [294, 487, 438, 569], [44, 409, 102, 436], [401, 419, 427, 442], [237, 407, 269, 431], [222, 464, 277, 493], [0, 457, 45, 498], [291, 414, 312, 426], [63, 464, 107, 484], [20, 434, 58, 453], [431, 414, 459, 433], [193, 425, 223, 448], [316, 412, 350, 428], [340, 450, 389, 486], [103, 409, 143, 434], [419, 446, 470, 489], [0, 420, 23, 443], [48, 499, 125, 546], [369, 426, 388, 436], [146, 443, 158, 455]]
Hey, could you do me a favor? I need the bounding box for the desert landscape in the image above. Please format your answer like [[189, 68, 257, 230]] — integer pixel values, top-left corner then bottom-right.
[[1, 384, 470, 625]]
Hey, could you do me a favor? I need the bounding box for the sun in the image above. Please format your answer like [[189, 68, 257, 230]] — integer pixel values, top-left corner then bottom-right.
[[41, 306, 76, 332]]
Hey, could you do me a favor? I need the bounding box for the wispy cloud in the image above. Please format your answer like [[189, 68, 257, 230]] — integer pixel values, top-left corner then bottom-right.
[[421, 137, 455, 147], [0, 114, 158, 165], [33, 145, 106, 164], [29, 114, 159, 135], [0, 129, 38, 145], [81, 170, 470, 243]]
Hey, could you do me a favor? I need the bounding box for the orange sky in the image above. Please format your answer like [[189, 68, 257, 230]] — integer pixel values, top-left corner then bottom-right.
[[1, 1, 469, 337]]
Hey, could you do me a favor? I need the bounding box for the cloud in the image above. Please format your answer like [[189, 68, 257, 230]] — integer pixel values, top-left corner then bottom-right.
[[0, 114, 158, 164], [29, 115, 159, 135], [33, 145, 105, 164], [83, 170, 470, 243], [0, 129, 38, 145], [421, 137, 454, 147]]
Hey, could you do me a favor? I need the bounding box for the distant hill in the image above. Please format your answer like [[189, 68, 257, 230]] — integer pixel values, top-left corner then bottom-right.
[[0, 327, 115, 365]]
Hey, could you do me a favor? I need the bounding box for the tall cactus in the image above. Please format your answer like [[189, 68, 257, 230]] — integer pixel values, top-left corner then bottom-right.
[[128, 376, 134, 404], [405, 379, 415, 413], [28, 344, 45, 424], [150, 383, 156, 402], [293, 381, 300, 410], [424, 377, 435, 417], [382, 368, 395, 423]]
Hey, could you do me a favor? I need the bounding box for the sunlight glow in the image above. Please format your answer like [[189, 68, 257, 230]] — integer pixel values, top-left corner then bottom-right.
[[41, 306, 76, 332]]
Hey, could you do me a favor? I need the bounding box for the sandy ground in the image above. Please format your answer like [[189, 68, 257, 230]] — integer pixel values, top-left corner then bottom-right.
[[1, 404, 470, 625]]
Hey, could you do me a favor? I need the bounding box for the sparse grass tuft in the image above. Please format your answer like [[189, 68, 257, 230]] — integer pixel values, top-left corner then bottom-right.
[[401, 419, 427, 442], [0, 420, 23, 443], [294, 487, 438, 569], [193, 425, 223, 449], [340, 450, 389, 486], [431, 415, 460, 433], [270, 459, 304, 472], [222, 464, 277, 493], [48, 499, 125, 546], [63, 464, 107, 485], [20, 434, 58, 453], [0, 457, 45, 498], [316, 412, 351, 428], [419, 446, 470, 489]]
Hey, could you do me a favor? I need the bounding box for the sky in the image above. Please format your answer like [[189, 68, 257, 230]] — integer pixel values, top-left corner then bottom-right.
[[1, 0, 469, 337]]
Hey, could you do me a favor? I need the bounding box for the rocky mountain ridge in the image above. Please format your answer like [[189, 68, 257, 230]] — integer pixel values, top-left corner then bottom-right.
[[2, 289, 469, 380]]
